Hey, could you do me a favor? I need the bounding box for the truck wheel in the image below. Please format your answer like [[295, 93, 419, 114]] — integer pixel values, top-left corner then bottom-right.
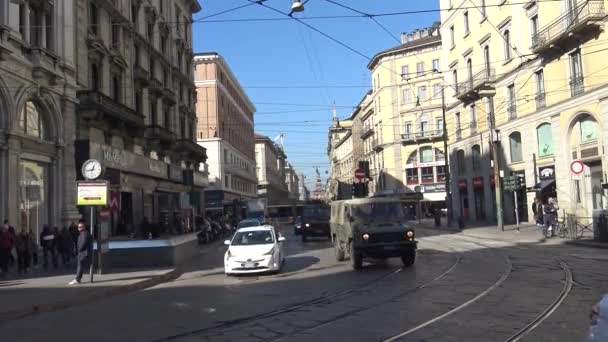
[[350, 242, 362, 270], [401, 249, 416, 267], [334, 238, 345, 262]]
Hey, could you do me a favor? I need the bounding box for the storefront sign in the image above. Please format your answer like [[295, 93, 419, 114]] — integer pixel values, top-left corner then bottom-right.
[[169, 165, 184, 183], [108, 192, 120, 211], [405, 161, 443, 169], [422, 183, 446, 193], [77, 181, 108, 206], [458, 179, 467, 191], [89, 142, 168, 179], [473, 176, 484, 189], [539, 166, 555, 180]]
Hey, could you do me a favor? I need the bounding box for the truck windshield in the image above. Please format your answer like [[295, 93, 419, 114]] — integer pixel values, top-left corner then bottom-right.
[[352, 202, 404, 221], [303, 206, 330, 219]]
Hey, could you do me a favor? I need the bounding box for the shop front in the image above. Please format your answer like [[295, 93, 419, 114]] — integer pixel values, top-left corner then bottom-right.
[[472, 176, 485, 220]]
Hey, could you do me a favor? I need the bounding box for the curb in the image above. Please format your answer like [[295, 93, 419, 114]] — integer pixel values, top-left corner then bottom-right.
[[0, 267, 181, 324], [564, 239, 608, 249]]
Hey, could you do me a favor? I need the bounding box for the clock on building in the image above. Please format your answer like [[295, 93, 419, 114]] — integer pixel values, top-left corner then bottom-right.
[[81, 159, 103, 180]]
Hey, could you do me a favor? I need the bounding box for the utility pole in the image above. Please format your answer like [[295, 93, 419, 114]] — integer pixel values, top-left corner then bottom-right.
[[489, 97, 504, 231], [441, 87, 452, 227]]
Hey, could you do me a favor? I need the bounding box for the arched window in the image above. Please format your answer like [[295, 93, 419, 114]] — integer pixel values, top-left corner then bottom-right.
[[420, 146, 433, 163], [536, 123, 553, 157], [472, 144, 481, 170], [579, 116, 598, 143], [19, 101, 45, 139], [509, 132, 523, 162], [406, 150, 418, 164], [435, 148, 445, 161]]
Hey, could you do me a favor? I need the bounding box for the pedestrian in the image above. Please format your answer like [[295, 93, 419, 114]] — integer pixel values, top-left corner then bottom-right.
[[69, 221, 93, 285], [15, 230, 31, 273], [586, 294, 608, 341], [40, 224, 58, 269], [6, 222, 16, 268], [543, 197, 558, 237], [532, 197, 544, 226], [0, 223, 15, 274], [69, 222, 78, 256], [28, 229, 38, 268], [57, 226, 73, 266]]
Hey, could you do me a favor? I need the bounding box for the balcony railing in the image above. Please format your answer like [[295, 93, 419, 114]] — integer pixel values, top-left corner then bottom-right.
[[360, 126, 374, 138], [372, 138, 384, 151], [570, 76, 585, 97], [456, 68, 496, 103], [507, 102, 517, 120], [175, 139, 207, 162], [531, 0, 606, 54], [77, 90, 144, 128], [535, 92, 546, 109], [401, 129, 443, 142], [145, 125, 175, 145]]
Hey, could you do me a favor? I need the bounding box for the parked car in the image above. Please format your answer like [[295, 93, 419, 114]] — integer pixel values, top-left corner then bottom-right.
[[301, 205, 331, 242], [237, 219, 261, 229], [224, 225, 285, 275]]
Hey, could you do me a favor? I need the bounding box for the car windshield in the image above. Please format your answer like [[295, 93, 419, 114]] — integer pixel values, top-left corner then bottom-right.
[[351, 202, 404, 221], [231, 230, 274, 245], [303, 206, 330, 219], [238, 220, 259, 228]]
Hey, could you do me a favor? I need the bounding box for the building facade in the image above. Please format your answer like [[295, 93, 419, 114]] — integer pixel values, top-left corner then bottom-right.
[[0, 0, 80, 234], [441, 0, 608, 223], [298, 172, 310, 202], [194, 53, 257, 216], [285, 163, 300, 202], [74, 0, 207, 235], [367, 25, 447, 210], [327, 118, 354, 200], [255, 134, 289, 205]]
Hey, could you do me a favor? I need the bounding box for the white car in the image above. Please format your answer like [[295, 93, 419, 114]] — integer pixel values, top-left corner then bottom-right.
[[224, 225, 285, 275]]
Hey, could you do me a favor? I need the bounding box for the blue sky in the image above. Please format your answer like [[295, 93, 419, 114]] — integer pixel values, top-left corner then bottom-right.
[[192, 0, 440, 190]]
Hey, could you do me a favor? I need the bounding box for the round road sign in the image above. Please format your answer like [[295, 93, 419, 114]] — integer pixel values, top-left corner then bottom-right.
[[414, 186, 421, 193], [355, 168, 365, 180], [570, 160, 585, 175]]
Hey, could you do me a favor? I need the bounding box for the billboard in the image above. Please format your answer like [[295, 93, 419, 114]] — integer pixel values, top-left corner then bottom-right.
[[77, 181, 109, 206]]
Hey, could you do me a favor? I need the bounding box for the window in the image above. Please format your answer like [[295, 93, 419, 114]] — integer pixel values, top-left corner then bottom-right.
[[401, 65, 409, 80], [580, 116, 598, 143], [464, 11, 470, 35], [436, 166, 446, 181], [225, 176, 229, 188], [507, 84, 516, 119], [450, 25, 455, 49], [378, 96, 381, 112], [147, 20, 154, 42], [19, 101, 45, 139], [134, 44, 140, 66], [509, 132, 523, 162], [535, 69, 546, 108], [19, 4, 26, 37], [480, 0, 487, 17], [150, 99, 157, 125], [416, 62, 425, 76], [29, 6, 41, 46], [483, 45, 491, 73], [503, 29, 512, 60], [135, 89, 142, 114], [420, 167, 433, 183], [111, 21, 120, 49], [536, 123, 553, 157], [420, 146, 433, 163], [432, 59, 440, 72], [132, 3, 138, 25], [530, 15, 539, 42], [457, 150, 466, 173], [470, 105, 477, 129], [418, 86, 427, 101], [570, 49, 584, 96], [90, 63, 100, 90], [420, 121, 428, 136], [402, 88, 411, 104], [433, 84, 442, 98], [44, 6, 53, 50], [111, 73, 121, 102], [164, 104, 171, 129], [437, 118, 444, 132], [472, 145, 481, 170], [90, 3, 99, 35], [406, 168, 418, 185], [466, 58, 473, 81], [453, 69, 458, 92], [455, 112, 461, 131]]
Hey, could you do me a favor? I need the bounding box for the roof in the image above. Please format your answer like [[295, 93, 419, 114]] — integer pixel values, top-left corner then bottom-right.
[[367, 35, 442, 70], [237, 225, 274, 233]]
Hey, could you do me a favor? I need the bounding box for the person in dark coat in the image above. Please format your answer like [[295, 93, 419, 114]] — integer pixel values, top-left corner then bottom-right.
[[15, 230, 31, 273], [68, 222, 78, 256], [57, 227, 73, 266], [69, 221, 93, 285], [28, 229, 38, 267], [40, 224, 58, 269], [0, 223, 15, 273], [6, 222, 16, 268]]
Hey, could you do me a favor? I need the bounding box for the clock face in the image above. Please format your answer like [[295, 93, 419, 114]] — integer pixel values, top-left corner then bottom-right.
[[82, 160, 102, 180]]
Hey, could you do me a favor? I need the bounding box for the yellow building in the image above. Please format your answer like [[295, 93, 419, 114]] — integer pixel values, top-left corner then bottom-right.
[[441, 0, 608, 223], [367, 25, 448, 210], [327, 115, 354, 200]]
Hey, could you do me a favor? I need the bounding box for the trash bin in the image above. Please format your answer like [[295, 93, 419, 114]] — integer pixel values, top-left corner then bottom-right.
[[592, 209, 608, 242]]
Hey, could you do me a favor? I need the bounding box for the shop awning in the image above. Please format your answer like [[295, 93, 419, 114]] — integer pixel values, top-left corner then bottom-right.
[[423, 192, 446, 202], [533, 179, 556, 192]]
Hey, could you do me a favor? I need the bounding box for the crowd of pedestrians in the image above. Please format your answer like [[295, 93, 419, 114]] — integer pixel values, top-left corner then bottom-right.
[[0, 220, 82, 277]]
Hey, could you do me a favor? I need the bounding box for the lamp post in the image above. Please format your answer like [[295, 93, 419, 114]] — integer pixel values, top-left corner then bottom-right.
[[441, 86, 452, 227], [491, 128, 504, 231]]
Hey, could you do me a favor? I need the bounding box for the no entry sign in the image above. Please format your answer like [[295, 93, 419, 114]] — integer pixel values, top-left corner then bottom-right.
[[355, 168, 365, 179], [570, 160, 585, 175]]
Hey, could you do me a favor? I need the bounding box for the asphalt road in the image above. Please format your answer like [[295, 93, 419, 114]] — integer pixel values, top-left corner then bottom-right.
[[1, 227, 606, 342]]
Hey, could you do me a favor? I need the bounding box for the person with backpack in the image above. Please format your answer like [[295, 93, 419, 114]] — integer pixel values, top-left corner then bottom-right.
[[40, 224, 58, 269]]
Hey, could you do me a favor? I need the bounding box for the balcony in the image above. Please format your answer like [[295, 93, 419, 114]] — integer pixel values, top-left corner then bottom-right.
[[535, 93, 546, 109], [507, 103, 517, 120], [360, 126, 374, 139], [26, 47, 61, 82], [372, 138, 384, 152], [456, 68, 496, 103], [134, 65, 150, 85], [174, 139, 207, 163], [77, 90, 144, 128], [570, 76, 585, 97], [401, 129, 443, 143], [92, 0, 130, 24], [531, 0, 606, 55], [145, 125, 175, 146]]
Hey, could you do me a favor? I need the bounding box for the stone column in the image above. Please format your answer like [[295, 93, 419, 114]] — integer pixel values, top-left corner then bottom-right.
[[60, 97, 80, 227], [6, 136, 20, 228]]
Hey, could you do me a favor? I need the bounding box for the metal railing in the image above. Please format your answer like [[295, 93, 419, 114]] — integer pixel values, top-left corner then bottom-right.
[[507, 102, 517, 120], [570, 76, 585, 97], [535, 93, 546, 109], [401, 129, 443, 141], [531, 0, 605, 52], [360, 126, 374, 138], [456, 68, 495, 98]]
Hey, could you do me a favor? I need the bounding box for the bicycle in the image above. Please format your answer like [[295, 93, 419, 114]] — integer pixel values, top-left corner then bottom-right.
[[555, 218, 568, 239]]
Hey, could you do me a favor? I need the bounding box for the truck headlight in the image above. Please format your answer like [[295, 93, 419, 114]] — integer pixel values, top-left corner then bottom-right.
[[362, 233, 370, 240], [305, 223, 310, 227], [406, 231, 415, 240]]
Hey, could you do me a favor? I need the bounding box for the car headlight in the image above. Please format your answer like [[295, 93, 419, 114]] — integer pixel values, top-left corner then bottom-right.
[[406, 230, 415, 240], [362, 233, 370, 240], [305, 223, 310, 227]]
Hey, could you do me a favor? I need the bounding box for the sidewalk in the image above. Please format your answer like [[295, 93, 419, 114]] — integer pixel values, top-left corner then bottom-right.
[[0, 266, 178, 322]]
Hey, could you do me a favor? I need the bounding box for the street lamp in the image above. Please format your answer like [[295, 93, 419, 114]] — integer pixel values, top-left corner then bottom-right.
[[291, 0, 305, 13]]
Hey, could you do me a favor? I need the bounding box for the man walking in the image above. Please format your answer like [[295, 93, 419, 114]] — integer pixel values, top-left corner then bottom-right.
[[0, 222, 14, 274], [40, 224, 58, 269], [15, 230, 31, 273], [69, 221, 92, 285]]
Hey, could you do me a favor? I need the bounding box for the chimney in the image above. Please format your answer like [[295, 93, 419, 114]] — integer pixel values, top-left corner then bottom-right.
[[400, 32, 408, 44]]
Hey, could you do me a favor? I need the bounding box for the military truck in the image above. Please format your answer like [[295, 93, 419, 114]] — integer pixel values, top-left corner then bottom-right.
[[330, 197, 417, 270]]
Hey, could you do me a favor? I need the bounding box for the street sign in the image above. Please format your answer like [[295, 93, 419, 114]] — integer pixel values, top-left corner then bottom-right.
[[77, 181, 109, 206], [354, 168, 365, 180], [570, 160, 585, 175], [414, 186, 421, 193]]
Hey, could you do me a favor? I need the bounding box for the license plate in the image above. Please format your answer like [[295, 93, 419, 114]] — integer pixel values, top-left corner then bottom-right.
[[383, 246, 397, 250], [244, 262, 255, 268]]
